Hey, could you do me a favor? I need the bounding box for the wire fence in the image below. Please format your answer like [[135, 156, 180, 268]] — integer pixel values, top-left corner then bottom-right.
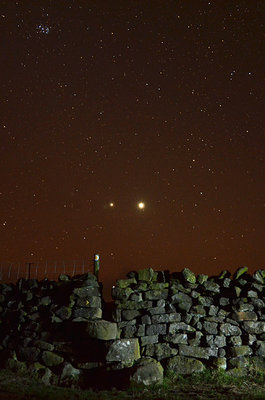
[[0, 260, 94, 283]]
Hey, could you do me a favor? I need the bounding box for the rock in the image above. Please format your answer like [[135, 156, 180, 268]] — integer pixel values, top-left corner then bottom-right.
[[146, 324, 167, 336], [203, 281, 220, 294], [73, 287, 100, 298], [33, 340, 54, 351], [212, 357, 227, 370], [247, 290, 258, 298], [112, 287, 133, 300], [197, 274, 208, 284], [213, 335, 226, 347], [130, 293, 143, 302], [226, 367, 247, 377], [234, 266, 248, 280], [76, 296, 101, 308], [228, 336, 242, 346], [230, 346, 252, 357], [145, 289, 168, 300], [250, 356, 265, 372], [163, 333, 188, 344], [242, 321, 265, 334], [190, 305, 206, 316], [154, 343, 177, 360], [203, 321, 218, 334], [255, 341, 265, 358], [85, 320, 117, 340], [28, 363, 54, 385], [219, 297, 230, 306], [39, 296, 51, 306], [60, 362, 81, 387], [19, 347, 40, 363], [220, 323, 242, 336], [209, 305, 219, 316], [5, 358, 27, 374], [138, 268, 158, 282], [141, 315, 151, 325], [141, 335, 159, 346], [179, 344, 216, 359], [253, 270, 265, 284], [130, 358, 163, 386], [167, 355, 205, 375], [106, 338, 140, 365], [55, 306, 72, 320], [42, 351, 64, 367], [232, 311, 257, 321], [136, 325, 145, 337], [73, 307, 102, 320], [182, 268, 196, 284], [188, 331, 203, 346], [223, 278, 231, 288], [228, 356, 249, 369], [149, 282, 169, 290], [122, 310, 140, 320], [116, 278, 137, 288], [151, 313, 181, 324], [169, 322, 195, 333]]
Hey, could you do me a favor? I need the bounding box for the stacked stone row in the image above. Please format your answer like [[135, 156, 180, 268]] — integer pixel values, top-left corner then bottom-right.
[[0, 272, 103, 385], [112, 267, 265, 374]]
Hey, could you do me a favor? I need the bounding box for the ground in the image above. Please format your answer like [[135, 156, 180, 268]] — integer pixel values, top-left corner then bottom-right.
[[1, 368, 265, 399]]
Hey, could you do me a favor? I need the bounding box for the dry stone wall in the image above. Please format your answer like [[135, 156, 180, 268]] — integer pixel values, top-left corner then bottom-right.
[[111, 267, 265, 375], [1, 266, 265, 388]]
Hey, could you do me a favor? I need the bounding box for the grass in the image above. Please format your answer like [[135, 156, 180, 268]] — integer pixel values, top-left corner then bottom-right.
[[1, 367, 265, 399]]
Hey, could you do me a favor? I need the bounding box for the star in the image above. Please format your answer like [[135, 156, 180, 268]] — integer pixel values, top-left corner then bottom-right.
[[138, 202, 145, 210]]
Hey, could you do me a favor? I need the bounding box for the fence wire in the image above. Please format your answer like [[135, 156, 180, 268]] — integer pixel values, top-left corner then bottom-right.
[[0, 260, 93, 283]]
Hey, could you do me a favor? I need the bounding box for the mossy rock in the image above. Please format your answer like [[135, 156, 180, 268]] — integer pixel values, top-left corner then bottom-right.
[[166, 355, 205, 375], [182, 268, 196, 284], [42, 351, 64, 367], [138, 268, 158, 282], [130, 357, 164, 386], [234, 266, 248, 280]]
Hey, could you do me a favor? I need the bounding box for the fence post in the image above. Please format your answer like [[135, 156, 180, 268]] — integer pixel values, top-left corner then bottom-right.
[[94, 254, 100, 280], [26, 262, 33, 279]]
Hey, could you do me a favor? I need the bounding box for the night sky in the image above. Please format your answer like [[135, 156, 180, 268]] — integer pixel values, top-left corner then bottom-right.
[[1, 1, 264, 297]]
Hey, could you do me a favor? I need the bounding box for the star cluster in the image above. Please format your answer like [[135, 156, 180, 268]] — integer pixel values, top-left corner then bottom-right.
[[0, 1, 264, 294]]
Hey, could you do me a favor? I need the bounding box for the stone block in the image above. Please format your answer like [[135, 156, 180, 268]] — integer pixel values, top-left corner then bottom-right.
[[234, 266, 248, 280], [122, 310, 140, 321], [146, 324, 167, 336], [106, 338, 140, 364], [116, 278, 137, 288], [141, 335, 159, 346], [203, 321, 218, 335], [138, 268, 158, 282], [154, 343, 178, 360], [42, 351, 64, 367], [145, 289, 168, 300], [112, 287, 133, 300], [151, 313, 181, 324], [167, 355, 205, 375], [230, 346, 252, 357], [73, 287, 100, 298], [182, 268, 196, 284], [232, 311, 257, 321], [179, 345, 215, 359], [85, 320, 118, 340], [242, 321, 265, 334], [220, 323, 242, 336], [130, 357, 163, 386], [164, 333, 188, 344], [169, 322, 195, 333], [72, 307, 102, 320]]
